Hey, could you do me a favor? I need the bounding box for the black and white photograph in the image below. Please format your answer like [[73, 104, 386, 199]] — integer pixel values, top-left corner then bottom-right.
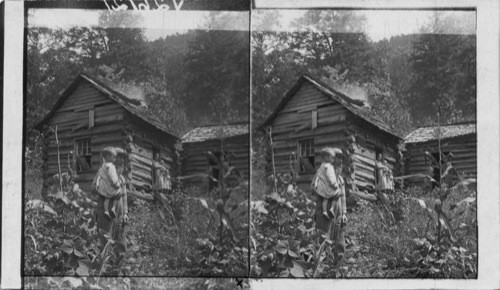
[[251, 8, 478, 278], [22, 1, 250, 287], [1, 0, 500, 289]]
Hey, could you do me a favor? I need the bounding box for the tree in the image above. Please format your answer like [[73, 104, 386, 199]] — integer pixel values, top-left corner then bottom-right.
[[251, 30, 302, 126], [26, 27, 83, 145], [313, 66, 413, 137], [288, 10, 380, 84], [409, 12, 476, 125], [184, 12, 250, 125], [97, 12, 150, 82], [145, 33, 194, 103], [96, 65, 189, 136], [251, 10, 393, 127], [26, 12, 148, 150]]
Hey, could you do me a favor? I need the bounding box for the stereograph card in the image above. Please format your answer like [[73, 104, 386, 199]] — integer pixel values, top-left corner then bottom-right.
[[1, 0, 499, 289]]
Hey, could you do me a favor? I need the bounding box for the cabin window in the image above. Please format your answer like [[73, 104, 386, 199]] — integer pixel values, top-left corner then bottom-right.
[[298, 139, 315, 173], [74, 137, 92, 172]]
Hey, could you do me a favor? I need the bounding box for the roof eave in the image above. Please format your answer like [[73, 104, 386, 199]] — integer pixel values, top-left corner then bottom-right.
[[181, 132, 249, 144], [34, 73, 180, 139], [125, 112, 180, 141], [259, 74, 401, 140], [405, 132, 476, 144]]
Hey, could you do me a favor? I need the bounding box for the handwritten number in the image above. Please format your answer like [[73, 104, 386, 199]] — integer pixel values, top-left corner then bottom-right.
[[103, 0, 183, 11]]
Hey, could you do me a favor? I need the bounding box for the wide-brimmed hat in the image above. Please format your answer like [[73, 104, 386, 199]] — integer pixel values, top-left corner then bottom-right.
[[102, 147, 117, 156], [114, 147, 126, 156], [321, 147, 343, 157]]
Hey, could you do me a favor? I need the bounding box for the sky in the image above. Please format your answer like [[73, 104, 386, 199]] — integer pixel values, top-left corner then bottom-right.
[[364, 10, 475, 41], [28, 9, 249, 40], [29, 8, 475, 42], [253, 10, 476, 41]]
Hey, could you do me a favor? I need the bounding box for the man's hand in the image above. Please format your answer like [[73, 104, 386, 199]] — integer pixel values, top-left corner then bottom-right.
[[123, 214, 129, 223]]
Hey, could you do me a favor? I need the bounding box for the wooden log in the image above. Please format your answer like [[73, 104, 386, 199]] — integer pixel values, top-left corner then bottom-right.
[[273, 123, 346, 141], [281, 98, 333, 113], [296, 104, 318, 113], [60, 95, 112, 112]]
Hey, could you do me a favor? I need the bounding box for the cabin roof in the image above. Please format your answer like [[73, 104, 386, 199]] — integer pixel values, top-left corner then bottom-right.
[[181, 123, 249, 143], [404, 123, 476, 144], [260, 74, 402, 139], [34, 73, 179, 139]]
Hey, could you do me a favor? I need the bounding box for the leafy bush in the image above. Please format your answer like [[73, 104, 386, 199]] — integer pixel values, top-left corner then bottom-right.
[[25, 171, 106, 277], [122, 150, 249, 277], [24, 144, 44, 200], [184, 150, 249, 276], [251, 171, 327, 277], [342, 185, 477, 278], [251, 166, 477, 278]]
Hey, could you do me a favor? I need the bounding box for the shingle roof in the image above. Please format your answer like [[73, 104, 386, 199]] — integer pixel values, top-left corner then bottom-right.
[[182, 123, 248, 143], [405, 123, 476, 144], [260, 75, 401, 139], [34, 73, 179, 139]]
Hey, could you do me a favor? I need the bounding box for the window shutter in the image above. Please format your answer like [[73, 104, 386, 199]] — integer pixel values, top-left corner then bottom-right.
[[89, 109, 95, 128], [312, 110, 317, 129]]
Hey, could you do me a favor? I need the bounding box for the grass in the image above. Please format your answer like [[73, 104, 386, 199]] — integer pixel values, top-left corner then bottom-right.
[[122, 196, 229, 276], [334, 186, 477, 278], [24, 147, 477, 280], [24, 151, 249, 280], [250, 171, 477, 278], [24, 277, 248, 289]]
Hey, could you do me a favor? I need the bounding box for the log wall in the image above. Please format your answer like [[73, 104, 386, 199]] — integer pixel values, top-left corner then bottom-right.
[[269, 82, 349, 190], [40, 81, 180, 195], [405, 134, 477, 184], [268, 82, 402, 192], [349, 116, 400, 190], [182, 135, 249, 191], [125, 114, 178, 190], [41, 82, 125, 193]]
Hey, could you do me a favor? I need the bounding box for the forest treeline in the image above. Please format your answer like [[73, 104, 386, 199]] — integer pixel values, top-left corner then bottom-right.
[[252, 10, 476, 137], [27, 12, 249, 150], [27, 10, 475, 150]]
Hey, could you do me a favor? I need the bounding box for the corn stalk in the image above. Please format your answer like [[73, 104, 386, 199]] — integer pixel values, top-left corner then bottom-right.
[[268, 126, 278, 193]]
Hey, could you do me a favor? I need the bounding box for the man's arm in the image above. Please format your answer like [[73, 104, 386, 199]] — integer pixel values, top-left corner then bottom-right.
[[325, 164, 340, 192], [106, 164, 121, 189]]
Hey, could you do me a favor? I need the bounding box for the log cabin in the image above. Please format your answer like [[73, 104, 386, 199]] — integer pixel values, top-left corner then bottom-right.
[[259, 75, 403, 193], [181, 123, 249, 192], [34, 73, 180, 197], [404, 122, 476, 184]]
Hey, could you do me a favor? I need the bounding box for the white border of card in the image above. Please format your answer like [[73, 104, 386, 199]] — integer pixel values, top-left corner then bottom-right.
[[2, 0, 499, 289]]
